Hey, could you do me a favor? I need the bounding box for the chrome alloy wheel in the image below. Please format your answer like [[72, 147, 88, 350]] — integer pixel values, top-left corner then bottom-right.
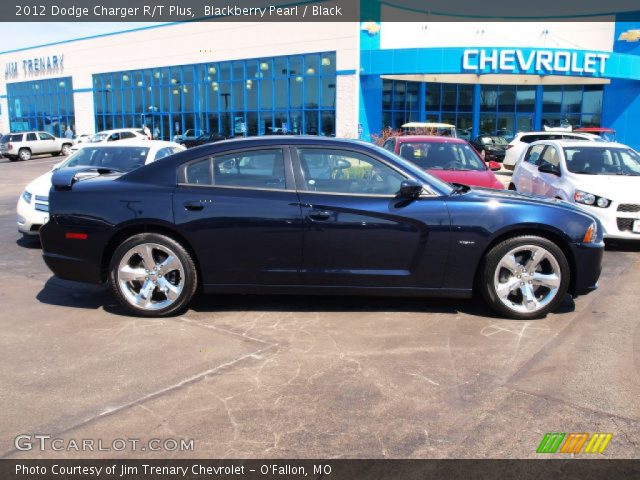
[[493, 244, 562, 314], [116, 243, 185, 311]]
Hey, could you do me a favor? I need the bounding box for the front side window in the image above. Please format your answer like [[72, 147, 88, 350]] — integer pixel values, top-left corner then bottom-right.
[[38, 132, 54, 140], [539, 146, 560, 170], [297, 148, 406, 195]]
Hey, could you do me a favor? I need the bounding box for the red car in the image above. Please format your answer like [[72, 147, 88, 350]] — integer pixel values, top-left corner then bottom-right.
[[382, 136, 504, 190]]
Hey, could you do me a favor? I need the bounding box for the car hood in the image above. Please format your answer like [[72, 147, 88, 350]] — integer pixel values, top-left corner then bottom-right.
[[457, 185, 599, 218], [428, 169, 503, 189], [24, 171, 54, 197], [567, 173, 640, 202]]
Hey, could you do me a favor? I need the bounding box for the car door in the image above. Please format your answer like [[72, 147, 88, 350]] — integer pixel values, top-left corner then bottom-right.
[[36, 132, 56, 154], [532, 144, 562, 197], [292, 146, 450, 288], [173, 146, 303, 286], [25, 132, 40, 154], [514, 144, 545, 194]]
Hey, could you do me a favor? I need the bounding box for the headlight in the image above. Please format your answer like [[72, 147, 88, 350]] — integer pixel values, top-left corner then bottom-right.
[[574, 190, 610, 208], [22, 190, 32, 204], [583, 221, 598, 243]]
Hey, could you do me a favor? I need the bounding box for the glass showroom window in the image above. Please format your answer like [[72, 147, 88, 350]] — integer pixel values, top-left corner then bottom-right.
[[382, 80, 473, 136], [6, 77, 75, 137], [541, 85, 603, 129], [93, 52, 336, 140], [480, 84, 536, 139]]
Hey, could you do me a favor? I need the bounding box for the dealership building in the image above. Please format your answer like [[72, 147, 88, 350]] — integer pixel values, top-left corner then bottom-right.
[[1, 11, 640, 147]]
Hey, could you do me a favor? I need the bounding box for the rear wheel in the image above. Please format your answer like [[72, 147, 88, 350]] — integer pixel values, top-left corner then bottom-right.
[[18, 148, 31, 161], [508, 183, 516, 191], [480, 235, 570, 319], [109, 233, 198, 317]]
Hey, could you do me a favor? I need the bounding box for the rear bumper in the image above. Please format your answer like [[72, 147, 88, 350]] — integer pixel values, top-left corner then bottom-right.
[[40, 220, 106, 284], [570, 241, 604, 296]]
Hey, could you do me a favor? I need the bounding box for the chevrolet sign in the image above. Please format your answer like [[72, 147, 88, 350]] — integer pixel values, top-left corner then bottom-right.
[[462, 49, 609, 75]]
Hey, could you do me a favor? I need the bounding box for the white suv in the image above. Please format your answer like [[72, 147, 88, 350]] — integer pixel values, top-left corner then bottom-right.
[[503, 131, 602, 171], [0, 131, 73, 161], [511, 140, 640, 240]]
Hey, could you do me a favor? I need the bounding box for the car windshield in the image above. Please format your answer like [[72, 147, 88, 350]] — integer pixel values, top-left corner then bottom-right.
[[481, 136, 508, 145], [60, 146, 150, 171], [564, 146, 640, 176], [88, 133, 108, 142], [397, 142, 487, 171], [371, 145, 454, 195]]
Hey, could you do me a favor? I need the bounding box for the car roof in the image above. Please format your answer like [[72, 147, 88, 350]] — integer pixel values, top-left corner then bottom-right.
[[517, 131, 596, 138], [393, 135, 467, 144], [96, 128, 144, 134], [530, 140, 626, 148], [77, 140, 179, 149]]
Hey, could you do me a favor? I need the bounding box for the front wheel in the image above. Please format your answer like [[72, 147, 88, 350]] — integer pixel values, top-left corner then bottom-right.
[[61, 144, 72, 156], [480, 235, 570, 319], [109, 233, 198, 317]]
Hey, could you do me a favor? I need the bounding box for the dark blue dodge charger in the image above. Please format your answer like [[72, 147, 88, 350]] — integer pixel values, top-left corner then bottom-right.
[[40, 137, 603, 319]]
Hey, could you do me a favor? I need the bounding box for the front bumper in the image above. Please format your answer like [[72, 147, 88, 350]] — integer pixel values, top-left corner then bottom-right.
[[570, 241, 604, 297], [575, 202, 640, 241], [16, 196, 49, 235]]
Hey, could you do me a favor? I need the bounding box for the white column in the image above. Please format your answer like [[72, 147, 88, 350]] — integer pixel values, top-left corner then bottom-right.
[[71, 74, 95, 135], [335, 73, 359, 139]]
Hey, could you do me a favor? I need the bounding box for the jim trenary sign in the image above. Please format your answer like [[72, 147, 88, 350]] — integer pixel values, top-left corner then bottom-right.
[[462, 48, 610, 75]]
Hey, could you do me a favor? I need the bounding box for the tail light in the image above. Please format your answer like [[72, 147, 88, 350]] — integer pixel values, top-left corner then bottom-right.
[[7, 143, 13, 150]]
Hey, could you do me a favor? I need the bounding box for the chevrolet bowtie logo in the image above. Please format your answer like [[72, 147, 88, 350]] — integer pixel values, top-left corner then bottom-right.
[[619, 30, 640, 42], [537, 433, 613, 454]]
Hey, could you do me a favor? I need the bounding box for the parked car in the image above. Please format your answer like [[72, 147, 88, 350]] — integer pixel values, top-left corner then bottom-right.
[[503, 130, 602, 171], [510, 140, 640, 240], [40, 137, 603, 319], [70, 128, 149, 152], [383, 136, 504, 190], [401, 122, 457, 138], [174, 129, 204, 143], [470, 135, 508, 162], [180, 132, 226, 148], [0, 131, 73, 161], [73, 134, 92, 145], [17, 141, 184, 237]]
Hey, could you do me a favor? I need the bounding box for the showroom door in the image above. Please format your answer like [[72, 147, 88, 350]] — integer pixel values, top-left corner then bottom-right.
[[291, 146, 451, 288]]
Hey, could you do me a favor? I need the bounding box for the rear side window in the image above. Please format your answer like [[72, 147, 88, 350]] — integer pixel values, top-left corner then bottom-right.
[[182, 149, 286, 190], [563, 134, 590, 142], [520, 135, 540, 144], [120, 132, 136, 140], [26, 133, 37, 141], [525, 144, 546, 165]]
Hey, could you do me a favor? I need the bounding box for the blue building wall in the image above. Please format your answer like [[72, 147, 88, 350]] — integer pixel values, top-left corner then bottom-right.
[[602, 14, 640, 149]]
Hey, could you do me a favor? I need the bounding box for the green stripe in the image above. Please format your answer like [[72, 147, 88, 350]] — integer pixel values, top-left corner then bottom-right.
[[538, 433, 566, 453], [537, 433, 553, 453]]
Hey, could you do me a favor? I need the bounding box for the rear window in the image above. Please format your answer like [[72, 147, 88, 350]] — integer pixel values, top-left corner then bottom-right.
[[1, 134, 23, 142], [61, 146, 150, 171]]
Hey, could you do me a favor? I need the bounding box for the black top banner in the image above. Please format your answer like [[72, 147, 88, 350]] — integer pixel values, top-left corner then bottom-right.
[[2, 459, 640, 480], [4, 0, 640, 22]]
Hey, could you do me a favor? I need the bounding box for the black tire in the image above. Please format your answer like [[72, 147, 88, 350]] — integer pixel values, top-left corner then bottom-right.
[[18, 148, 31, 161], [479, 235, 570, 320], [61, 144, 72, 156], [109, 233, 198, 317], [8, 156, 19, 162], [51, 152, 61, 156], [508, 183, 516, 191]]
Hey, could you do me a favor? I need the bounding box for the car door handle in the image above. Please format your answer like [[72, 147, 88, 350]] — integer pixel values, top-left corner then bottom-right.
[[184, 201, 205, 211], [308, 209, 332, 221]]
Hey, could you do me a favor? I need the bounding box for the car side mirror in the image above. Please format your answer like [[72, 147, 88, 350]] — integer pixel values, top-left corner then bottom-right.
[[399, 179, 423, 198], [538, 164, 561, 176], [488, 161, 501, 171]]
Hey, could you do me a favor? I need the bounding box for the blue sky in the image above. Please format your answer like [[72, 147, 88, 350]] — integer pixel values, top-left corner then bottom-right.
[[0, 23, 166, 52]]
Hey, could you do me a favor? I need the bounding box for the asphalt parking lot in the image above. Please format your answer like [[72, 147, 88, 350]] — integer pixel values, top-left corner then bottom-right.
[[0, 156, 638, 459]]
